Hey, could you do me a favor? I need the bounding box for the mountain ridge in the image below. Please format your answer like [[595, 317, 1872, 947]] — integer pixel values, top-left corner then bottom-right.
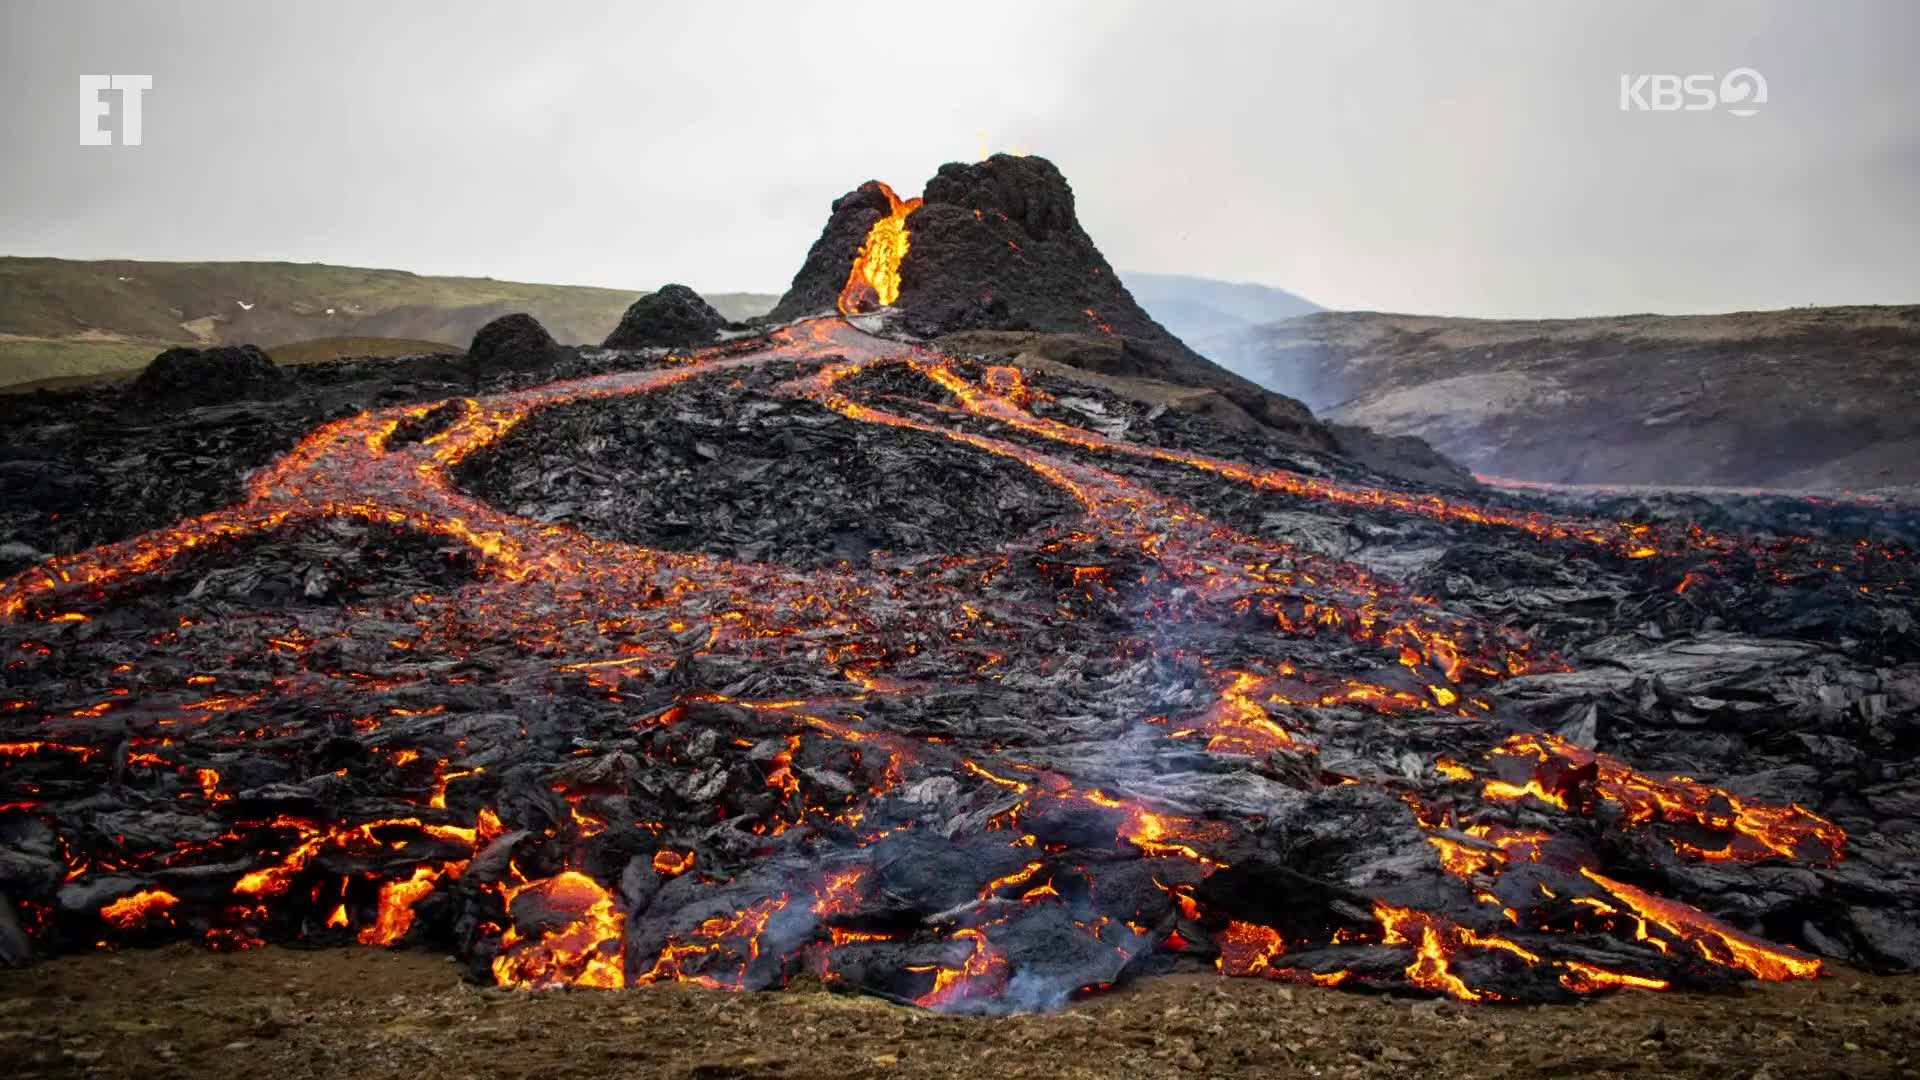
[[1209, 304, 1920, 492], [1120, 271, 1321, 353]]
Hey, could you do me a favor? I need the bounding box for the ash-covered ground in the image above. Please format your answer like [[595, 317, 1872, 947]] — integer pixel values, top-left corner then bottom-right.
[[0, 314, 1917, 1015]]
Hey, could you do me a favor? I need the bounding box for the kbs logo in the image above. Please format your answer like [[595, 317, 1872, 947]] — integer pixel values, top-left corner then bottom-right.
[[79, 75, 153, 145], [1618, 68, 1767, 117]]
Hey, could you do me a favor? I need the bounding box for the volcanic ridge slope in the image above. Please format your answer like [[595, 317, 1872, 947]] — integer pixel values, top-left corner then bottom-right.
[[1209, 306, 1920, 494], [0, 157, 1917, 1013]]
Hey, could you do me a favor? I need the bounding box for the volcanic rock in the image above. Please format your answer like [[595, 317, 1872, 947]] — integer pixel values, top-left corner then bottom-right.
[[468, 313, 564, 377], [926, 327, 1469, 486], [129, 344, 286, 406], [5, 171, 1919, 1015], [900, 156, 1162, 344], [768, 184, 900, 322], [772, 155, 1345, 454], [2, 312, 1918, 1008], [935, 329, 1331, 450], [925, 320, 1466, 486], [602, 285, 728, 351], [454, 363, 1080, 569], [0, 897, 30, 966], [1326, 423, 1478, 488], [773, 156, 1206, 365]]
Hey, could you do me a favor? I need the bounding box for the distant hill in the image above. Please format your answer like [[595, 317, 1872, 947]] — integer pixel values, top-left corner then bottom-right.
[[1215, 305, 1920, 493], [252, 336, 458, 366], [1122, 272, 1320, 365], [0, 257, 778, 385]]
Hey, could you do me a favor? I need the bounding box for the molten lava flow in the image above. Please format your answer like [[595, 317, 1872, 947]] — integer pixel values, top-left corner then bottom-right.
[[912, 927, 1008, 1008], [1559, 960, 1668, 993], [358, 862, 462, 946], [653, 849, 696, 877], [1582, 869, 1822, 980], [1374, 904, 1541, 1002], [1215, 921, 1284, 976], [492, 871, 626, 989], [837, 183, 922, 314], [1479, 733, 1846, 864], [1182, 670, 1296, 755], [811, 866, 868, 917], [100, 889, 179, 930], [1426, 834, 1507, 879], [0, 306, 1891, 1008], [634, 894, 794, 990]]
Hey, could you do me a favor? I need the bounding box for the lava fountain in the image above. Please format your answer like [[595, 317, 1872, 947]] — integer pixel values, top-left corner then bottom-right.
[[838, 182, 922, 314]]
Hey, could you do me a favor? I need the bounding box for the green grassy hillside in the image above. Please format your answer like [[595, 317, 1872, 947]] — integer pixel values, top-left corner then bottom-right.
[[262, 336, 458, 365], [0, 336, 157, 385], [0, 257, 778, 386]]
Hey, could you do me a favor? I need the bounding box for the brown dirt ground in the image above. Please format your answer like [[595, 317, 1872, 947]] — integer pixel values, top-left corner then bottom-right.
[[2, 948, 1916, 1080]]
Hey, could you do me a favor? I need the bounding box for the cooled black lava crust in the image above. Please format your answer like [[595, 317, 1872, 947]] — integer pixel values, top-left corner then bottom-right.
[[453, 368, 1081, 569]]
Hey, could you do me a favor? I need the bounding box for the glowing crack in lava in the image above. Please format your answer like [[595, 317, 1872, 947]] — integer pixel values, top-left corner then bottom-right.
[[0, 289, 1900, 1008], [838, 182, 922, 314]]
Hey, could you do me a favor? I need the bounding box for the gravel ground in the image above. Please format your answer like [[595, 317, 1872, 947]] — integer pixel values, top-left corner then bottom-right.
[[2, 947, 1915, 1079]]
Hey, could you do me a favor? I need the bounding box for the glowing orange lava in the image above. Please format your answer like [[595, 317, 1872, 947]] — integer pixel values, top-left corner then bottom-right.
[[838, 182, 922, 314], [100, 889, 179, 930], [492, 871, 626, 989], [1582, 868, 1822, 981], [1481, 733, 1845, 864]]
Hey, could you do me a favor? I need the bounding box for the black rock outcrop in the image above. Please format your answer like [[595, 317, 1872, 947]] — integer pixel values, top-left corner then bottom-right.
[[129, 344, 286, 406], [899, 156, 1163, 346], [603, 285, 728, 351], [468, 313, 565, 378]]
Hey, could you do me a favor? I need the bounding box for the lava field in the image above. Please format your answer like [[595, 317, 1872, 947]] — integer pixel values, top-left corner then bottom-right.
[[3, 152, 1919, 1011], [2, 310, 1917, 1010]]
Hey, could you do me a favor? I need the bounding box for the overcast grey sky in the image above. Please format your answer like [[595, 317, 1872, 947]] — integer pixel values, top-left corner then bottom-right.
[[2, 0, 1915, 317]]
